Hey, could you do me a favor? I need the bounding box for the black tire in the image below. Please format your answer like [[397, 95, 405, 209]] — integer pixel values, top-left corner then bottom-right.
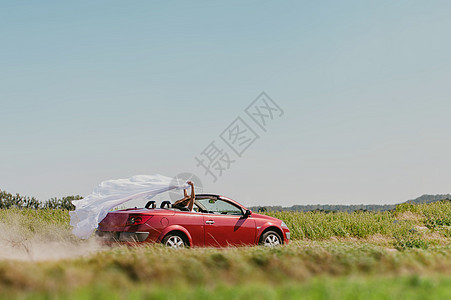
[[162, 232, 189, 248], [259, 230, 282, 247]]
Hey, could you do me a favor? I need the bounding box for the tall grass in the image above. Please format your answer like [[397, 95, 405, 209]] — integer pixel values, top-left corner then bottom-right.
[[395, 201, 451, 228], [1, 202, 451, 298], [2, 201, 451, 250], [0, 209, 97, 261], [2, 242, 451, 298], [0, 208, 70, 227], [266, 210, 412, 240], [2, 200, 451, 242], [4, 275, 451, 300], [264, 201, 451, 249]]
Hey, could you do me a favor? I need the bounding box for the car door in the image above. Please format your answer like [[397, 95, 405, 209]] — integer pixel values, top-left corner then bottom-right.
[[197, 198, 256, 247], [170, 210, 205, 246]]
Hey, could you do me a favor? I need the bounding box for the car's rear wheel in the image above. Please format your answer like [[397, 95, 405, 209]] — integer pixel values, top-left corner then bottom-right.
[[162, 232, 188, 248], [260, 231, 282, 247]]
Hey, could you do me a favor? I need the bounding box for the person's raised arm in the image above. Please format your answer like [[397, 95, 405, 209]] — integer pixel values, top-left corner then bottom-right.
[[187, 181, 195, 211], [173, 189, 189, 206]]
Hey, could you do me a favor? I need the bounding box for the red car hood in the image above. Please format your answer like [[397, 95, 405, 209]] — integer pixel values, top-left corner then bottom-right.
[[251, 212, 283, 224]]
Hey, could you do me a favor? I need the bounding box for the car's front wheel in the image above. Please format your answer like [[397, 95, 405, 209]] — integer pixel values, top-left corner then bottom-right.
[[260, 231, 282, 247], [162, 232, 188, 248]]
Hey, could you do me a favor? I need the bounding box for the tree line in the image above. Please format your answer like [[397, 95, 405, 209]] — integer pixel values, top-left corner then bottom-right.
[[250, 194, 451, 213], [0, 190, 80, 210], [1, 189, 450, 212]]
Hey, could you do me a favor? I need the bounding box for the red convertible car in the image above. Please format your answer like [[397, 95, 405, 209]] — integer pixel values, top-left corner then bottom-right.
[[97, 194, 290, 248]]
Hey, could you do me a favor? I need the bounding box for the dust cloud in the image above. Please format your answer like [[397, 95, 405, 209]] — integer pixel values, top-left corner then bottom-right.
[[0, 219, 105, 261]]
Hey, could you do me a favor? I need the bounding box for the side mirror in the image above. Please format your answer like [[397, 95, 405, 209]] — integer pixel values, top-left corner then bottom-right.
[[244, 209, 252, 218]]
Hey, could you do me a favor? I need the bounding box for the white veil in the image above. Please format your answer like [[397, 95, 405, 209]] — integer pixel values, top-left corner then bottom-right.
[[69, 174, 188, 239]]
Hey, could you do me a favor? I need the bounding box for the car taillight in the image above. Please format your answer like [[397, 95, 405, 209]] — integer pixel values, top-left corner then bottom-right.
[[126, 215, 152, 226]]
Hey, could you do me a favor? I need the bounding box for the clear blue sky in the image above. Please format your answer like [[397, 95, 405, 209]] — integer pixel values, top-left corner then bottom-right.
[[1, 1, 450, 206]]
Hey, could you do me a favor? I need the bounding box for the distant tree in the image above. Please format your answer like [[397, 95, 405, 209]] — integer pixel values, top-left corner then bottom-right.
[[42, 195, 81, 210], [23, 196, 41, 209], [257, 207, 267, 213]]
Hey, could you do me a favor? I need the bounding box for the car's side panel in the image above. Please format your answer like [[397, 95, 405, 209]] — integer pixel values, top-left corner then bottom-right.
[[164, 212, 205, 246], [203, 215, 256, 247]]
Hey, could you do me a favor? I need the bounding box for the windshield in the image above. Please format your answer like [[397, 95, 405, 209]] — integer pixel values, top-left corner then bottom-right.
[[196, 198, 243, 215]]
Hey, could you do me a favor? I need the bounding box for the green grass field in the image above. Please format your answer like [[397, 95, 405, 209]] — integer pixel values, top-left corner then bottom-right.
[[1, 201, 451, 299]]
